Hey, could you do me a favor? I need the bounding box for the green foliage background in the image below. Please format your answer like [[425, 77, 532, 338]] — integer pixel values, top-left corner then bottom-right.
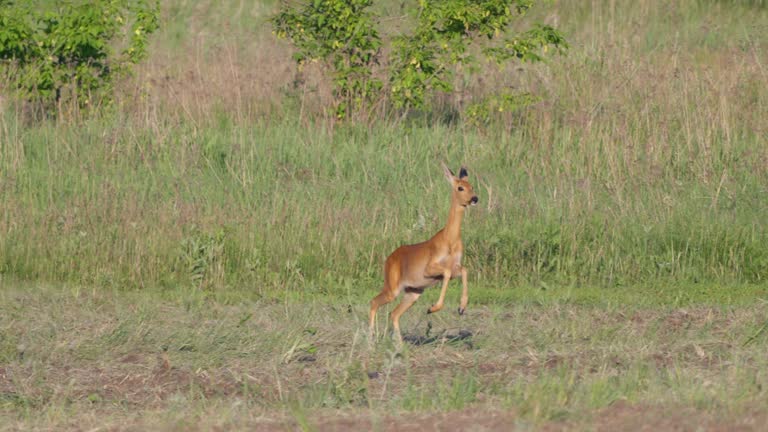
[[0, 0, 159, 115]]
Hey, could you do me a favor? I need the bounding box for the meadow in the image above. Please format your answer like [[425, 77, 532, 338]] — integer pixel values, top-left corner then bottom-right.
[[1, 0, 768, 430]]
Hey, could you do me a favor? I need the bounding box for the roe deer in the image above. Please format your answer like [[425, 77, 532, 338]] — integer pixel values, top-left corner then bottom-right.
[[369, 163, 479, 342]]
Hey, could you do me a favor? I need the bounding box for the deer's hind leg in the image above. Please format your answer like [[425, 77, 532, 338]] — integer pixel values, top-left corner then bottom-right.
[[369, 287, 396, 336], [390, 288, 423, 343], [369, 266, 401, 338]]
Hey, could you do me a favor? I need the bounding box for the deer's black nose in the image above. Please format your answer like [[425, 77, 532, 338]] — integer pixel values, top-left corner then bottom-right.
[[471, 196, 478, 204]]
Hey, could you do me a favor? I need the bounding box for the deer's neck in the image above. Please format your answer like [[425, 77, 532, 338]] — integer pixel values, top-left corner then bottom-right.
[[442, 201, 465, 244]]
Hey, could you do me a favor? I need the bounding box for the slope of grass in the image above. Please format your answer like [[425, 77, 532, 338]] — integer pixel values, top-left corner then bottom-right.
[[2, 1, 766, 294]]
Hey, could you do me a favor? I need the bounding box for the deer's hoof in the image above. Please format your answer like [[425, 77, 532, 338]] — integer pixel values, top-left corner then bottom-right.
[[426, 307, 433, 315], [458, 307, 465, 316]]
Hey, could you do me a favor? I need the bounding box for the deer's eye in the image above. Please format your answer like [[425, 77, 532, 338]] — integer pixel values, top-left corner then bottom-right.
[[458, 186, 464, 192]]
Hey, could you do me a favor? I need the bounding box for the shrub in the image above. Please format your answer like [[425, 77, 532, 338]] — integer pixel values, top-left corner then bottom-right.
[[271, 0, 382, 119], [0, 0, 159, 116], [390, 0, 567, 110], [271, 0, 567, 120]]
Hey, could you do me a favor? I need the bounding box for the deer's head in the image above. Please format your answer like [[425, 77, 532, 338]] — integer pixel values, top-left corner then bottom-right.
[[443, 163, 479, 208]]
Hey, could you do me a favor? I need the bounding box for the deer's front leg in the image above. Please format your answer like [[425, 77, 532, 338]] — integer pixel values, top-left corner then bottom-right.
[[458, 266, 468, 315], [427, 268, 452, 314]]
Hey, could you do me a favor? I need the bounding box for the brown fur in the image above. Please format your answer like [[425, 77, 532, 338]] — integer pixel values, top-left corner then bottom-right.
[[369, 163, 478, 341]]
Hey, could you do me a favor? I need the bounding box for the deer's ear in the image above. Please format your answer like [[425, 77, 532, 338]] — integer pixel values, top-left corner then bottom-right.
[[459, 166, 468, 179], [442, 162, 456, 183]]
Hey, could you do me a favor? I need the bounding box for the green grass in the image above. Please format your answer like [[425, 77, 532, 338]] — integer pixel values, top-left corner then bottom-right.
[[1, 0, 768, 429]]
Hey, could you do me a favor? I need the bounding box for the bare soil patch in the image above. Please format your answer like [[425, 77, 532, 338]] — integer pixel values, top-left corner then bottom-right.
[[586, 401, 766, 432], [293, 409, 520, 432], [250, 404, 768, 432]]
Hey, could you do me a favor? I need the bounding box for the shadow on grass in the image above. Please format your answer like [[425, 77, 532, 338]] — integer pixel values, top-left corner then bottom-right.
[[402, 329, 474, 348]]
